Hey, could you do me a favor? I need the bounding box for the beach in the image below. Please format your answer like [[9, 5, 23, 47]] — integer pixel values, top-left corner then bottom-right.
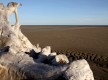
[[21, 25, 108, 80]]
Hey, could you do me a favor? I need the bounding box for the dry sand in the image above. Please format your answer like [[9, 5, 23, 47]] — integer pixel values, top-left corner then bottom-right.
[[21, 25, 108, 80]]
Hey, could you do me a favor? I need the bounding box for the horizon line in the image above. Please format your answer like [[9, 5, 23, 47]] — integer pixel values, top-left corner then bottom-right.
[[21, 25, 108, 26]]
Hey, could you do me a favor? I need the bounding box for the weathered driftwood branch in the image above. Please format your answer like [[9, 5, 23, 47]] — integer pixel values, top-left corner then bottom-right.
[[0, 2, 94, 80]]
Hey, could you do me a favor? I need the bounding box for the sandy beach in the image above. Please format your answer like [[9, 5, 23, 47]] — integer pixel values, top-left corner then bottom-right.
[[21, 25, 108, 80]]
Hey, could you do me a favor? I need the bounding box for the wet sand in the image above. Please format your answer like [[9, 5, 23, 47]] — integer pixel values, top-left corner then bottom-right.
[[21, 25, 108, 80]]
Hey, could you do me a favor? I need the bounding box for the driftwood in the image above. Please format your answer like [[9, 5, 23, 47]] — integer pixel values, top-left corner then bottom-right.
[[0, 2, 94, 80]]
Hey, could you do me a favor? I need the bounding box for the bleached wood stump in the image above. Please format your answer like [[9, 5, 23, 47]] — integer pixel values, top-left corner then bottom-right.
[[0, 2, 94, 80]]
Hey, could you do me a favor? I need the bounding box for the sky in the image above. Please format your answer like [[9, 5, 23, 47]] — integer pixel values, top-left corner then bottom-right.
[[1, 0, 108, 25]]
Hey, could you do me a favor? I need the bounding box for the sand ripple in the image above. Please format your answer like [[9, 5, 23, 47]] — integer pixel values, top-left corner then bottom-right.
[[54, 50, 108, 80]]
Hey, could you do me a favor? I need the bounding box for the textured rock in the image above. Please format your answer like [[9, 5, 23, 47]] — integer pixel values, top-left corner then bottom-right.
[[65, 59, 94, 80], [51, 54, 69, 65], [0, 49, 68, 80], [0, 2, 94, 80]]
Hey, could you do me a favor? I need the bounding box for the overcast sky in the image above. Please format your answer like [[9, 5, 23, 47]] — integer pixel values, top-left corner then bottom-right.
[[1, 0, 108, 25]]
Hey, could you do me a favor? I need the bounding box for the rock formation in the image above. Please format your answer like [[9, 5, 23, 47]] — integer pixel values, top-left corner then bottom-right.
[[64, 59, 94, 80], [0, 2, 94, 80]]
